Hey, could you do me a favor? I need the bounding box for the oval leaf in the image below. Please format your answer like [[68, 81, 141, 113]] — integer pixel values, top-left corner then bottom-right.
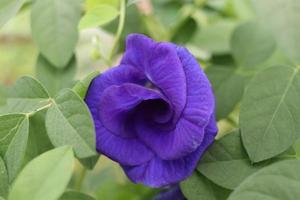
[[31, 0, 82, 67], [240, 65, 300, 162], [228, 159, 300, 200], [8, 146, 74, 200], [46, 89, 96, 159]]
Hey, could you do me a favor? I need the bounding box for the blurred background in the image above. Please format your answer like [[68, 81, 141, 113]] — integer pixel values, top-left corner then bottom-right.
[[0, 0, 291, 199]]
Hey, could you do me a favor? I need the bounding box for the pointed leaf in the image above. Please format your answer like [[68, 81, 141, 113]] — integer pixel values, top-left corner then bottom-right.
[[31, 0, 82, 67]]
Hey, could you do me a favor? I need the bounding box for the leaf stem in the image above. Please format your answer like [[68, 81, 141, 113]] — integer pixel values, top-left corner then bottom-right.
[[26, 99, 53, 117], [107, 0, 126, 66]]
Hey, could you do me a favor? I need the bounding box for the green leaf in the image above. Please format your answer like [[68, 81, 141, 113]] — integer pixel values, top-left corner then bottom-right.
[[79, 155, 99, 170], [172, 18, 197, 44], [231, 21, 276, 68], [253, 0, 300, 63], [86, 0, 119, 9], [8, 146, 74, 200], [46, 89, 96, 159], [0, 0, 26, 27], [59, 191, 95, 200], [36, 54, 77, 97], [197, 130, 264, 189], [1, 76, 50, 114], [190, 20, 237, 54], [31, 0, 82, 67], [73, 71, 100, 99], [0, 114, 29, 182], [0, 157, 8, 198], [228, 159, 300, 200], [79, 5, 119, 29], [240, 65, 300, 162], [24, 111, 53, 163], [180, 172, 231, 200], [206, 65, 247, 120]]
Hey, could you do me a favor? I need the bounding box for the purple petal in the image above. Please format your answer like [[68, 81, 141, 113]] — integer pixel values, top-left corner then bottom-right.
[[85, 65, 155, 166], [122, 119, 217, 187], [134, 46, 216, 160], [135, 117, 206, 160], [121, 34, 155, 71], [99, 83, 167, 138], [85, 64, 146, 116], [122, 34, 187, 123], [94, 119, 154, 166], [176, 46, 215, 128]]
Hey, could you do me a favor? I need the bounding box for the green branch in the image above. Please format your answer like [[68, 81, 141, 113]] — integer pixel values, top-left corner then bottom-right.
[[107, 0, 126, 65]]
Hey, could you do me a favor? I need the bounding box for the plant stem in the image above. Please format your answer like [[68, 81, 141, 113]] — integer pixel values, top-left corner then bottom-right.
[[26, 99, 53, 117], [75, 167, 87, 191], [107, 0, 126, 65]]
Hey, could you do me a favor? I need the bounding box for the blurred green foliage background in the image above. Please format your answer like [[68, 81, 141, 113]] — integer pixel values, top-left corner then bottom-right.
[[0, 0, 294, 199]]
